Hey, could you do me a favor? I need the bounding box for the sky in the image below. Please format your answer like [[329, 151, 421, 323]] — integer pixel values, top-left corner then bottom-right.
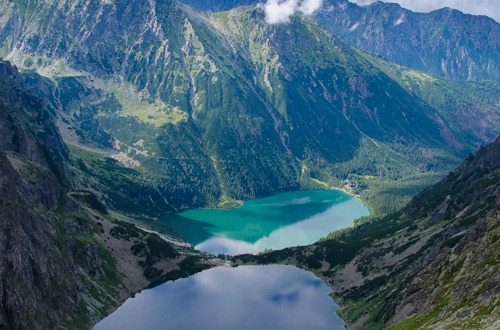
[[349, 0, 500, 22], [263, 0, 500, 24]]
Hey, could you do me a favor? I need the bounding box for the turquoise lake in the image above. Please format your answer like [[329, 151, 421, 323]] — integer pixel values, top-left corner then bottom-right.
[[162, 190, 370, 255], [94, 265, 345, 330]]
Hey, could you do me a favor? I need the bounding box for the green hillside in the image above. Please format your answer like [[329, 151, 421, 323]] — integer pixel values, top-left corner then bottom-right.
[[1, 0, 497, 216]]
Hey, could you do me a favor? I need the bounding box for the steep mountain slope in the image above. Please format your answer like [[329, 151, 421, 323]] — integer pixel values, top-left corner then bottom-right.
[[1, 0, 497, 215], [179, 0, 256, 11], [0, 58, 79, 329], [0, 2, 498, 328], [358, 51, 500, 147], [241, 136, 500, 329], [180, 0, 500, 82], [0, 60, 217, 329], [315, 0, 500, 82]]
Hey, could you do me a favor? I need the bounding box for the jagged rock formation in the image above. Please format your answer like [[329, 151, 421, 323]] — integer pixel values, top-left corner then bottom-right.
[[315, 0, 500, 82], [179, 0, 500, 82], [0, 60, 218, 329], [240, 136, 500, 329]]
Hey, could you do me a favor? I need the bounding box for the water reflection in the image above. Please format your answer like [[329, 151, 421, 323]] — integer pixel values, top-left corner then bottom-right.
[[195, 198, 368, 255], [162, 190, 369, 255], [94, 265, 344, 330]]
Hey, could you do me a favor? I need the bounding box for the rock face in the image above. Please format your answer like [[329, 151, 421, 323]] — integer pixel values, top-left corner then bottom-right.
[[0, 59, 88, 329], [0, 60, 217, 329], [0, 59, 69, 181], [179, 0, 500, 82], [315, 0, 500, 82], [382, 138, 500, 329], [242, 136, 500, 329]]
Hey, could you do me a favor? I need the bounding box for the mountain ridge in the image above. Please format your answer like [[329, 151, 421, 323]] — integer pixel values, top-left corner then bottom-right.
[[0, 59, 219, 329], [1, 0, 497, 216], [316, 0, 500, 82], [179, 0, 500, 82]]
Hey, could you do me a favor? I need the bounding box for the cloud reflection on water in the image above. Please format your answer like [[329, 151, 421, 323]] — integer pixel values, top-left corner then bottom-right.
[[93, 265, 344, 330], [260, 196, 312, 207], [195, 198, 369, 255]]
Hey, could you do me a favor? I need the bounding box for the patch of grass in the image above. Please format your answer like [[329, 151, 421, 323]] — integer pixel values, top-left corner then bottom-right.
[[66, 301, 90, 330], [338, 294, 385, 330], [386, 309, 440, 330], [106, 80, 187, 127], [96, 243, 122, 297]]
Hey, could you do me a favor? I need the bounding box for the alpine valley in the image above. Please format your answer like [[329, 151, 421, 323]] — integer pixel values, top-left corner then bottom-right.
[[0, 0, 498, 329]]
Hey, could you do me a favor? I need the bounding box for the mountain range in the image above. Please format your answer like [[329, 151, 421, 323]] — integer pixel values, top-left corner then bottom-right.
[[0, 0, 498, 328], [0, 0, 498, 216], [182, 0, 500, 82]]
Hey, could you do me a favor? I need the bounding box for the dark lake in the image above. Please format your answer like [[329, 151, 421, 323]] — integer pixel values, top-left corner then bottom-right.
[[93, 265, 345, 330]]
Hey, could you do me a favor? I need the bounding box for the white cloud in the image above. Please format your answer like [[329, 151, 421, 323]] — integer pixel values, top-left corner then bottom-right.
[[298, 0, 324, 15], [349, 0, 500, 22], [264, 0, 325, 24]]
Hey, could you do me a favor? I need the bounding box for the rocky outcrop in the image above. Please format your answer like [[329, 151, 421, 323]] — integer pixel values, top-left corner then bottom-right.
[[0, 59, 90, 328], [0, 60, 218, 329], [0, 60, 69, 182], [0, 151, 73, 329]]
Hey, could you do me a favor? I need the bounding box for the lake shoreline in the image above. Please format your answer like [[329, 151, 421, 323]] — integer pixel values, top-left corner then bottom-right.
[[162, 189, 370, 255], [331, 186, 360, 199], [177, 186, 360, 213]]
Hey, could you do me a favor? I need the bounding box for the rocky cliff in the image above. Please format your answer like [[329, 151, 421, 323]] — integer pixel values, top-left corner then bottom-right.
[[0, 60, 218, 329], [179, 0, 500, 82]]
